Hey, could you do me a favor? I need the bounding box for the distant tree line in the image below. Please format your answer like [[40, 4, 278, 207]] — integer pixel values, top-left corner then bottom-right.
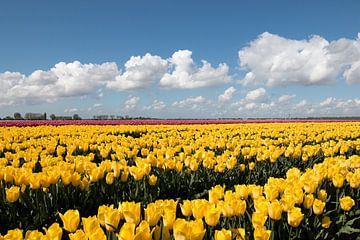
[[0, 112, 81, 120]]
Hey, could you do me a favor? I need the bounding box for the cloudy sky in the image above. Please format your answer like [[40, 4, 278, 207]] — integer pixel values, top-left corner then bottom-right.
[[1, 1, 360, 118]]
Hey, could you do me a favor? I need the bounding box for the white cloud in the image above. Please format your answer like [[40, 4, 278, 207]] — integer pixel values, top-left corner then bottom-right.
[[245, 88, 267, 101], [238, 32, 360, 87], [124, 96, 140, 110], [244, 102, 257, 110], [278, 94, 296, 103], [319, 97, 337, 107], [106, 53, 168, 91], [64, 108, 78, 113], [93, 103, 102, 108], [0, 61, 119, 106], [343, 61, 360, 84], [144, 100, 166, 111], [160, 50, 231, 88], [172, 96, 206, 109], [295, 100, 307, 108], [218, 87, 236, 103]]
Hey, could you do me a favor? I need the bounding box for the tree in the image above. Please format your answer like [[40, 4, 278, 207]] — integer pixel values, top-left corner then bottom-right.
[[50, 114, 56, 120], [14, 112, 22, 120], [73, 114, 81, 120]]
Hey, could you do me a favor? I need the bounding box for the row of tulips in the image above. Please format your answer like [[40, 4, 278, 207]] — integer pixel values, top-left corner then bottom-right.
[[2, 153, 360, 239]]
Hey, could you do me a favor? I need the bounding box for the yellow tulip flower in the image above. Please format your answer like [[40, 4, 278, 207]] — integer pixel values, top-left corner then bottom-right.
[[321, 216, 331, 229], [215, 229, 232, 240], [205, 205, 221, 226], [180, 200, 193, 217], [68, 229, 87, 240], [312, 199, 326, 215], [148, 175, 157, 186], [144, 203, 161, 227], [268, 200, 282, 221], [121, 202, 141, 225], [287, 207, 304, 227], [5, 186, 20, 203], [117, 222, 135, 240], [303, 194, 314, 209], [254, 228, 271, 240], [44, 223, 63, 240], [340, 196, 355, 211], [105, 207, 121, 232], [59, 209, 80, 233]]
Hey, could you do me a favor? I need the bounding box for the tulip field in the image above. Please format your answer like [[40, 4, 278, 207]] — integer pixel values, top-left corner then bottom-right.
[[0, 121, 360, 239]]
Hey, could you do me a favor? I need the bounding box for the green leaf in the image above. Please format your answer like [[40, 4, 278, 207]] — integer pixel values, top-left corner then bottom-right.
[[337, 226, 360, 235]]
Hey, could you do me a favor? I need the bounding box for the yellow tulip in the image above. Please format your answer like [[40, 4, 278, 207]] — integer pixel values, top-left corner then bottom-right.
[[192, 199, 209, 219], [173, 219, 189, 240], [254, 228, 271, 240], [268, 200, 282, 221], [120, 168, 129, 182], [68, 229, 87, 240], [264, 185, 278, 201], [105, 172, 114, 185], [332, 173, 345, 188], [87, 227, 106, 240], [105, 207, 121, 232], [205, 205, 221, 226], [252, 212, 268, 229], [25, 230, 43, 239], [188, 219, 206, 240], [287, 207, 304, 227], [209, 185, 225, 204], [59, 209, 80, 233], [134, 221, 152, 240], [118, 222, 135, 240], [215, 229, 232, 240], [321, 216, 331, 228], [82, 216, 100, 237], [5, 186, 20, 203], [121, 202, 141, 225], [232, 199, 247, 216], [97, 205, 110, 227], [180, 200, 193, 217], [312, 199, 326, 215], [249, 162, 255, 171], [303, 194, 314, 209], [303, 179, 317, 194], [144, 203, 161, 227], [44, 223, 63, 240], [340, 196, 355, 211], [235, 185, 249, 200], [148, 175, 157, 186], [4, 229, 23, 240], [163, 210, 176, 229], [231, 228, 245, 240], [317, 189, 327, 202], [129, 166, 145, 181]]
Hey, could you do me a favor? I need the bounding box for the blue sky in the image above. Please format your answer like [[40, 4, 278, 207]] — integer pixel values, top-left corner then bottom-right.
[[1, 0, 360, 118]]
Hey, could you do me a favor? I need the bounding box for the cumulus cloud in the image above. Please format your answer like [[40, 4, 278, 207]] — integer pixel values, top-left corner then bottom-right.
[[160, 50, 231, 88], [238, 32, 360, 87], [218, 87, 236, 103], [106, 53, 168, 91], [0, 61, 119, 106], [278, 94, 296, 103], [245, 88, 267, 101], [295, 100, 307, 108], [144, 100, 166, 111], [343, 61, 360, 84], [319, 97, 337, 107], [124, 96, 140, 110], [172, 96, 206, 109]]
